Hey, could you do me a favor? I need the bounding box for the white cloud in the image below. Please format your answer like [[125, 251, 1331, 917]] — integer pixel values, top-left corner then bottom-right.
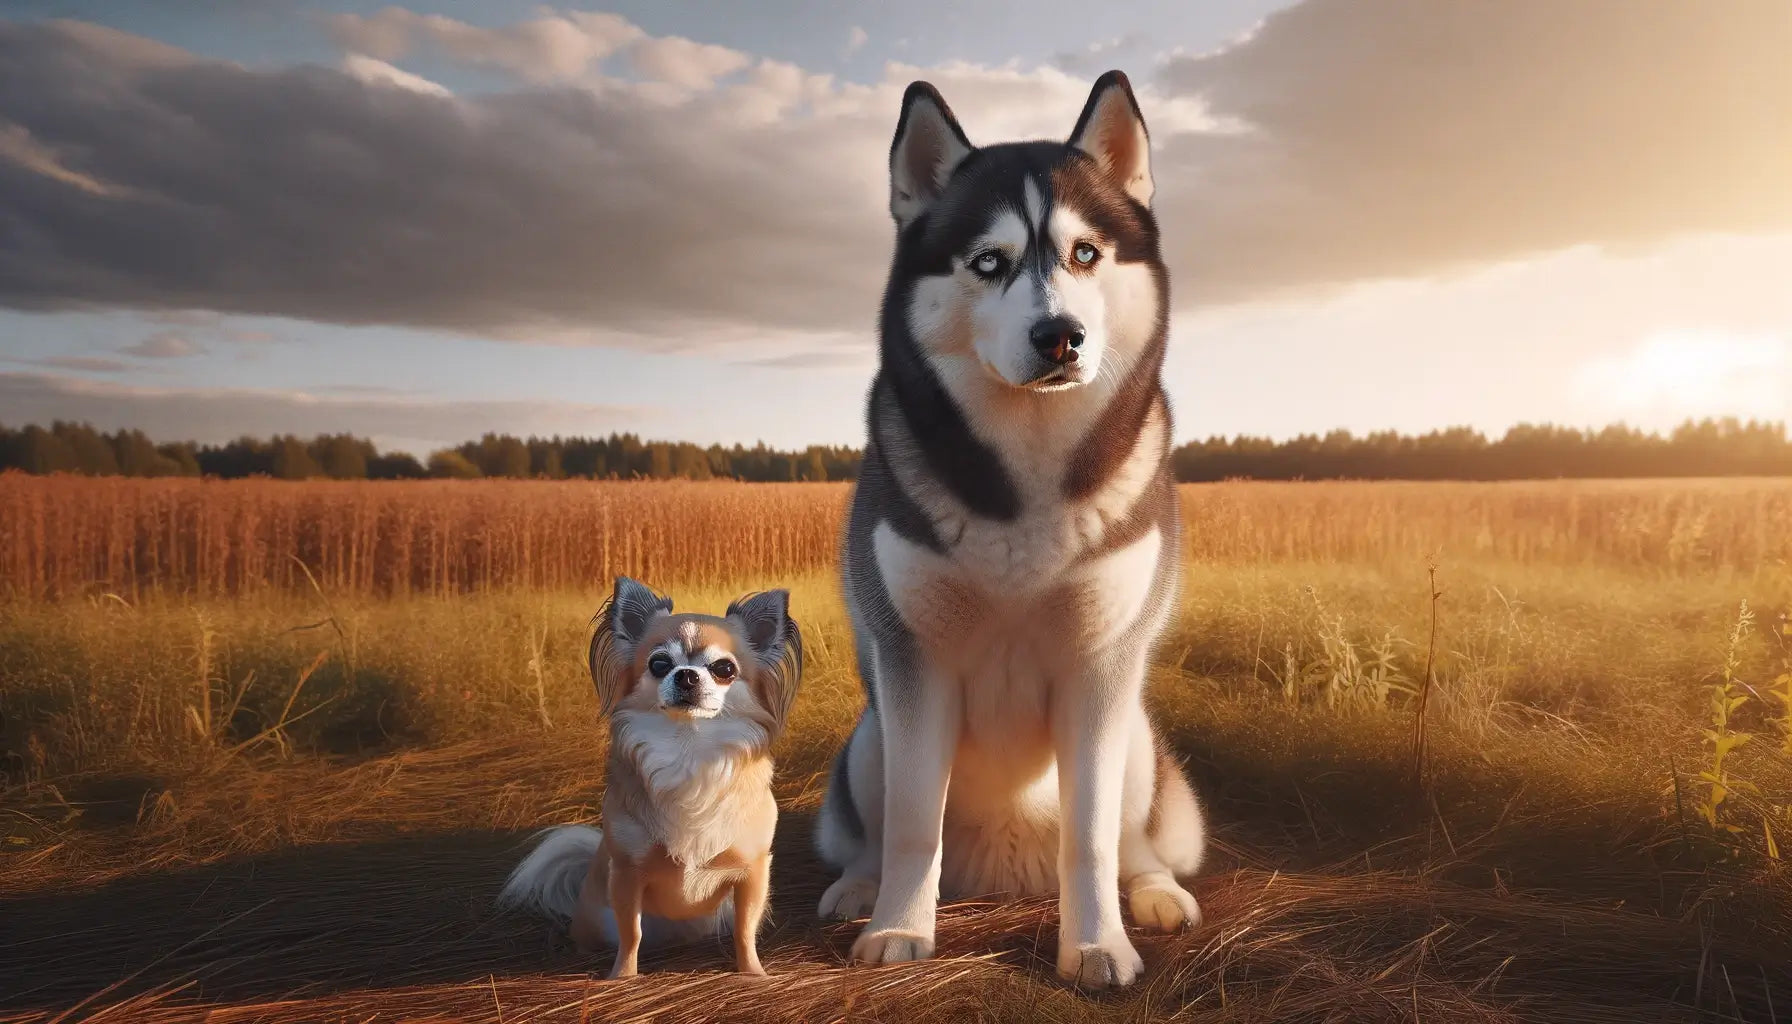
[[325, 8, 644, 83], [340, 53, 451, 97], [1575, 330, 1792, 427], [628, 35, 752, 91]]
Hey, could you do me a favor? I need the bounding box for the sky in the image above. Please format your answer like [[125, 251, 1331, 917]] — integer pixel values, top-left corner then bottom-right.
[[1, 0, 1789, 455]]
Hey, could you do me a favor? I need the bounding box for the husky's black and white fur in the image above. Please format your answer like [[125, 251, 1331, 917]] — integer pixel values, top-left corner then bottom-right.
[[813, 71, 1206, 989]]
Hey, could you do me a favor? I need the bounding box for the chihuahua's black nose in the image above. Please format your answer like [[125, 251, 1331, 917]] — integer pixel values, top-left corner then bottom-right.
[[670, 667, 700, 700], [1029, 316, 1084, 365]]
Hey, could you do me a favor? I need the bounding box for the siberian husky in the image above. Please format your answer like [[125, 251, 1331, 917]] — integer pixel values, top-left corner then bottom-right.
[[812, 71, 1207, 989]]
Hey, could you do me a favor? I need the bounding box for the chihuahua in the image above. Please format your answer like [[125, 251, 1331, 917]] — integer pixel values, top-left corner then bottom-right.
[[498, 576, 802, 978]]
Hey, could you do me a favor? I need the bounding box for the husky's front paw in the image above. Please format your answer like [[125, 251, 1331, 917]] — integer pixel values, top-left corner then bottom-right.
[[850, 927, 934, 964], [818, 875, 880, 921], [1128, 880, 1201, 932], [1056, 933, 1144, 990]]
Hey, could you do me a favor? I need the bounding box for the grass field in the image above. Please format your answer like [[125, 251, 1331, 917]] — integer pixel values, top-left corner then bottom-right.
[[3, 476, 1791, 1022]]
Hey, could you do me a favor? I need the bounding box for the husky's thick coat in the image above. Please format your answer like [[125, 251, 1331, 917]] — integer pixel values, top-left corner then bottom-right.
[[813, 71, 1206, 989]]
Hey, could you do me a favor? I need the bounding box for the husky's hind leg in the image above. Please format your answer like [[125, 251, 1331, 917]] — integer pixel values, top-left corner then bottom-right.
[[1119, 710, 1203, 933], [816, 710, 883, 920]]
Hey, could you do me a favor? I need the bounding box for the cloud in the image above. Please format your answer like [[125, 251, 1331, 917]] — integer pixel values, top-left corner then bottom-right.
[[0, 121, 121, 197], [0, 371, 651, 451], [628, 35, 752, 91], [0, 19, 1208, 353], [324, 7, 644, 83], [1049, 33, 1146, 75], [842, 26, 868, 58], [1153, 0, 1792, 306], [7, 355, 131, 373], [120, 330, 205, 358], [339, 53, 450, 97], [1574, 329, 1792, 427], [0, 4, 1785, 360]]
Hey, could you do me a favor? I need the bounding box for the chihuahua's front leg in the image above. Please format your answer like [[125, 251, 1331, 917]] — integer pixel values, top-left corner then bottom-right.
[[607, 856, 644, 980], [732, 852, 771, 976], [850, 657, 958, 964]]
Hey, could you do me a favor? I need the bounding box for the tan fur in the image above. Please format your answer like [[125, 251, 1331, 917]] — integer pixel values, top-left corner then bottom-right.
[[586, 753, 777, 978], [565, 583, 801, 978]]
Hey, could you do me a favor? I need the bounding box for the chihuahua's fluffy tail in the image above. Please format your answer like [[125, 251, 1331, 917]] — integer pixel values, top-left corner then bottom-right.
[[496, 825, 735, 947], [498, 825, 601, 924]]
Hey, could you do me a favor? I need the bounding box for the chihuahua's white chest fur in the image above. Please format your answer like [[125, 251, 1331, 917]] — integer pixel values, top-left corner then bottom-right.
[[608, 713, 775, 867]]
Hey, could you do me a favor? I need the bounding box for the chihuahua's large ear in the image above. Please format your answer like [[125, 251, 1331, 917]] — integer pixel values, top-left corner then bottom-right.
[[1069, 70, 1153, 207], [890, 81, 973, 228], [727, 589, 803, 727], [589, 577, 671, 715]]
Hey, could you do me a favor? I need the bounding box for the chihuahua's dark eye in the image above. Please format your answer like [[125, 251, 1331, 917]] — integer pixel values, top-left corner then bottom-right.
[[709, 659, 737, 682], [1072, 241, 1100, 267], [647, 653, 673, 677], [968, 250, 1009, 280]]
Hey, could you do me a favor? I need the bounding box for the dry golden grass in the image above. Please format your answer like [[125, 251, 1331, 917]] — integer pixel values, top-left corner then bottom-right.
[[5, 479, 1792, 1022], [6, 474, 1792, 600]]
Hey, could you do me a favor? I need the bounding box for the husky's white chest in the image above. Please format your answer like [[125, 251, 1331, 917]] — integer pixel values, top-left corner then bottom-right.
[[871, 516, 1162, 662]]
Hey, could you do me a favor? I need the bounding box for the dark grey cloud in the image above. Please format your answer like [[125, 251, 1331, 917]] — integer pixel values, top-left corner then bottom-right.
[[0, 371, 651, 449], [0, 20, 886, 346], [1154, 0, 1792, 306], [0, 4, 1787, 349]]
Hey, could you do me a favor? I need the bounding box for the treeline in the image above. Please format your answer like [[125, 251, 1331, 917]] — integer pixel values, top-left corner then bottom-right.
[[1172, 419, 1792, 481], [4, 417, 1791, 483], [0, 422, 861, 482]]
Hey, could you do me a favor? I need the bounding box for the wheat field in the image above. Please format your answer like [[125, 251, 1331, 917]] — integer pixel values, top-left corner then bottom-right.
[[4, 474, 1790, 600], [3, 474, 1791, 1022]]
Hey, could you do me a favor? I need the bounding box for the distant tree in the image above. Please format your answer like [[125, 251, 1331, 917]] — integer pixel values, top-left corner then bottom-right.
[[311, 434, 372, 479], [112, 429, 188, 476], [672, 444, 711, 480], [270, 436, 322, 480], [368, 452, 426, 479], [159, 442, 201, 477], [18, 425, 78, 474], [427, 450, 482, 479], [10, 416, 1792, 483], [801, 448, 828, 482], [528, 438, 565, 479], [58, 422, 120, 475]]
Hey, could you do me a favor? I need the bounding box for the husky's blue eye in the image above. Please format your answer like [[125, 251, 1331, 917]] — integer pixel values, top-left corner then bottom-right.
[[1073, 242, 1100, 266], [648, 653, 673, 677], [969, 251, 1008, 279]]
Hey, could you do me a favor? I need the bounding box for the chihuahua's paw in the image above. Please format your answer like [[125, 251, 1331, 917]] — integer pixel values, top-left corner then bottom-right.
[[1056, 933, 1144, 990], [850, 928, 934, 965], [1128, 880, 1201, 933], [818, 875, 880, 921]]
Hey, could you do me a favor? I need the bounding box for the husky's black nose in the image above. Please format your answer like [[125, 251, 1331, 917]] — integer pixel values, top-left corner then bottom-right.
[[670, 667, 700, 701], [1029, 316, 1085, 365]]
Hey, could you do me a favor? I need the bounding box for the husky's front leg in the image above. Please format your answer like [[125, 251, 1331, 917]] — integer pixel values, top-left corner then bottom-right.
[[1054, 653, 1146, 989], [849, 658, 958, 964]]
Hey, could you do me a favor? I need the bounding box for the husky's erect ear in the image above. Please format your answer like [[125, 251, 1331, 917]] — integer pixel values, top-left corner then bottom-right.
[[588, 576, 672, 715], [889, 81, 973, 227], [1069, 70, 1153, 207], [727, 589, 803, 729]]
